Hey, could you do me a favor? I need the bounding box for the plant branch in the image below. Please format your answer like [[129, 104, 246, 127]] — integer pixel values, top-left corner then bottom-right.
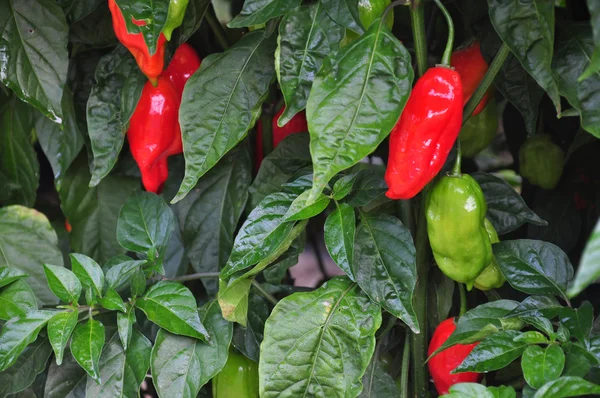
[[458, 283, 467, 317], [400, 332, 411, 398], [410, 0, 428, 77], [251, 280, 278, 306], [170, 272, 220, 282], [205, 6, 230, 50]]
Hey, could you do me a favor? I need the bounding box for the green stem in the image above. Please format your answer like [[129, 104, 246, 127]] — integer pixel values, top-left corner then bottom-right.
[[170, 272, 220, 282], [462, 42, 510, 124], [410, 0, 428, 77], [433, 0, 454, 66], [399, 332, 411, 398], [205, 7, 230, 50], [261, 107, 274, 157], [251, 280, 278, 306], [451, 139, 462, 176], [398, 200, 416, 238], [458, 283, 467, 317]]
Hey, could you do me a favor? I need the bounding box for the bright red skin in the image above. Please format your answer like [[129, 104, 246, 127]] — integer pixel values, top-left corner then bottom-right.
[[428, 318, 482, 395], [451, 41, 489, 116], [385, 67, 463, 199], [108, 0, 167, 85], [128, 76, 181, 194]]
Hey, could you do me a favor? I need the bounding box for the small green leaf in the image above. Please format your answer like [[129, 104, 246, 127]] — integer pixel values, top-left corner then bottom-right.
[[580, 0, 600, 80], [556, 323, 571, 343], [514, 331, 549, 344], [0, 310, 54, 371], [104, 256, 147, 292], [284, 191, 330, 221], [70, 318, 105, 382], [487, 385, 517, 398], [130, 268, 147, 298], [48, 310, 78, 365], [0, 279, 37, 321], [321, 0, 362, 34], [455, 330, 528, 373], [0, 336, 53, 397], [568, 218, 600, 298], [520, 316, 555, 337], [332, 174, 356, 201], [533, 376, 600, 398], [117, 306, 136, 351], [324, 202, 356, 279], [560, 302, 593, 348], [218, 278, 253, 327], [70, 253, 105, 297], [506, 296, 563, 320], [0, 266, 28, 288], [442, 383, 495, 398], [228, 0, 301, 28], [111, 0, 169, 55], [359, 354, 400, 397], [98, 288, 126, 312], [522, 344, 565, 389], [43, 264, 82, 303]]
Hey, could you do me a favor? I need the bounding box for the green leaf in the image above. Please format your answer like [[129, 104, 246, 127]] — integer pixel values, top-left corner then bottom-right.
[[568, 218, 600, 298], [86, 46, 145, 186], [276, 2, 345, 125], [130, 268, 146, 298], [284, 191, 330, 221], [506, 295, 563, 320], [232, 294, 269, 362], [176, 0, 211, 46], [43, 264, 82, 303], [520, 317, 554, 337], [70, 318, 105, 382], [427, 268, 455, 330], [487, 385, 517, 398], [0, 206, 64, 305], [112, 0, 170, 54], [0, 336, 53, 397], [533, 376, 600, 398], [0, 280, 37, 321], [442, 383, 495, 398], [0, 310, 54, 371], [488, 0, 560, 112], [70, 253, 105, 297], [0, 95, 39, 207], [306, 18, 413, 199], [104, 256, 147, 292], [352, 213, 418, 332], [332, 174, 356, 201], [44, 350, 88, 398], [324, 203, 356, 279], [58, 0, 104, 23], [562, 345, 592, 378], [176, 144, 251, 294], [343, 168, 388, 208], [580, 0, 600, 80], [472, 172, 547, 235], [174, 31, 276, 203], [557, 322, 571, 343], [513, 331, 549, 344], [117, 191, 175, 268], [85, 330, 151, 397], [117, 305, 135, 351], [0, 267, 28, 288], [455, 330, 528, 373], [259, 277, 382, 397], [48, 310, 78, 366], [358, 354, 400, 398], [321, 0, 362, 34], [494, 240, 574, 301], [151, 301, 233, 397], [0, 0, 69, 120], [217, 278, 253, 327], [229, 0, 301, 28], [98, 288, 126, 312], [136, 281, 209, 341], [560, 302, 593, 348], [522, 344, 565, 389]]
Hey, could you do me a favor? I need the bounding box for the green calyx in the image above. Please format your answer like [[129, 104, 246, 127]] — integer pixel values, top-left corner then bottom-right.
[[459, 97, 499, 158], [163, 0, 190, 41], [519, 134, 565, 190]]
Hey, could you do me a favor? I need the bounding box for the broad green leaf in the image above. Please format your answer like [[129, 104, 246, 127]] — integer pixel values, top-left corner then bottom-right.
[[487, 385, 517, 398], [306, 18, 412, 200], [86, 46, 145, 186], [0, 266, 27, 288], [58, 0, 104, 23], [0, 95, 39, 207], [59, 156, 139, 263], [557, 323, 571, 343], [68, 4, 117, 50], [136, 281, 209, 341], [0, 337, 53, 397], [568, 218, 600, 297], [442, 383, 495, 398], [176, 0, 211, 46], [98, 288, 126, 312], [0, 279, 37, 321], [104, 256, 147, 292], [70, 253, 105, 297], [506, 295, 563, 319], [117, 305, 135, 351], [352, 213, 418, 332], [324, 203, 356, 278], [520, 317, 554, 338], [70, 318, 105, 382], [553, 24, 600, 137], [176, 144, 251, 295], [249, 133, 312, 208], [560, 302, 593, 347], [533, 376, 600, 398], [522, 344, 565, 389], [44, 350, 88, 398], [259, 277, 382, 398], [151, 301, 233, 398], [343, 168, 388, 208], [276, 2, 345, 125], [513, 331, 549, 344], [0, 206, 64, 304], [112, 0, 170, 54], [494, 240, 574, 301], [232, 294, 269, 362], [455, 330, 527, 373], [472, 172, 547, 235], [229, 0, 301, 28], [0, 310, 54, 371], [580, 0, 600, 79], [562, 345, 592, 378], [48, 310, 78, 366], [174, 31, 276, 203], [117, 191, 175, 268], [0, 0, 68, 120], [85, 330, 151, 397], [130, 268, 146, 298], [43, 264, 82, 303], [284, 191, 330, 221], [427, 268, 455, 330], [488, 0, 560, 112], [321, 0, 362, 34], [217, 278, 253, 327], [358, 354, 399, 398]]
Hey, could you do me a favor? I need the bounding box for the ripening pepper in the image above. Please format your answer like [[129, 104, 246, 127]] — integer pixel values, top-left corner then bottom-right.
[[213, 350, 259, 398], [108, 0, 168, 84], [385, 67, 463, 200], [519, 134, 565, 190], [459, 97, 498, 158], [428, 318, 482, 395], [163, 0, 190, 41], [451, 40, 491, 116], [341, 0, 394, 46], [474, 219, 505, 291], [426, 173, 492, 289], [65, 219, 72, 233]]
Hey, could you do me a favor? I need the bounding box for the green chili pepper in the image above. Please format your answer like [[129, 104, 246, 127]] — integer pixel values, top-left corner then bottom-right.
[[213, 350, 259, 398], [473, 219, 505, 291], [519, 134, 564, 190], [459, 97, 498, 158], [163, 0, 190, 41]]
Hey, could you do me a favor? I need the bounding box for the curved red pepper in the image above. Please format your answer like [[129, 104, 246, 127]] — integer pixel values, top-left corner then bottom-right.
[[428, 318, 482, 395], [385, 67, 463, 199], [108, 0, 167, 85], [451, 41, 490, 116]]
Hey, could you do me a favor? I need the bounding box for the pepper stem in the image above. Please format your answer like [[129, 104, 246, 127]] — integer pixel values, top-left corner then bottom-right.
[[410, 0, 428, 77], [399, 332, 411, 398], [458, 282, 467, 317], [434, 0, 454, 67], [451, 139, 462, 176]]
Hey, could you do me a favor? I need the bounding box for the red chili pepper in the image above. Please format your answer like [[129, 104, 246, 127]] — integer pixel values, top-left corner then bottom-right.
[[451, 40, 490, 116], [428, 318, 482, 395], [65, 219, 72, 233], [108, 0, 167, 85], [385, 67, 463, 199]]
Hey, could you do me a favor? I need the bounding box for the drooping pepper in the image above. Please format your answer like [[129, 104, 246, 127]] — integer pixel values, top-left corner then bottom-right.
[[212, 350, 259, 398], [341, 0, 394, 46], [451, 40, 491, 116], [426, 173, 492, 289], [459, 97, 498, 158], [519, 134, 565, 190], [474, 219, 506, 291], [428, 318, 482, 395]]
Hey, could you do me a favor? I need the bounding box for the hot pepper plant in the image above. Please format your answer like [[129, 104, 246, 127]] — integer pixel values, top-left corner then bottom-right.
[[2, 0, 600, 397]]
